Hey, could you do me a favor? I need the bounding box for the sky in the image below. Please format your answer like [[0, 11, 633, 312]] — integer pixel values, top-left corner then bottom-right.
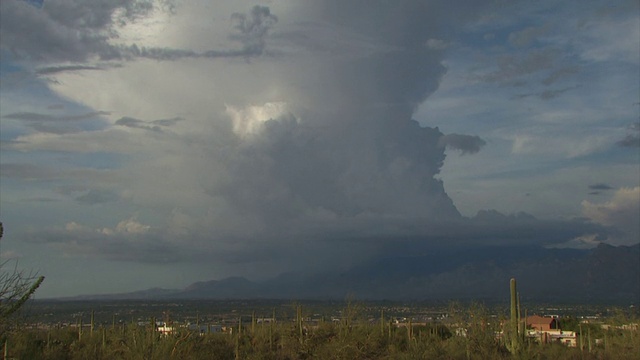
[[0, 0, 638, 298]]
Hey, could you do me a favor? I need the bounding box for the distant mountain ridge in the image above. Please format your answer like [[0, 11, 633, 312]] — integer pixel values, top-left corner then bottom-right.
[[58, 287, 181, 301], [58, 243, 640, 303]]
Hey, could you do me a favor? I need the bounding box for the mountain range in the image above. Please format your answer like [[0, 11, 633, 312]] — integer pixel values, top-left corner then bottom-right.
[[61, 243, 640, 303]]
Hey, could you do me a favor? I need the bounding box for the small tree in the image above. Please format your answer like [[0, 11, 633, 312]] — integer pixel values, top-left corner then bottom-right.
[[0, 222, 45, 336]]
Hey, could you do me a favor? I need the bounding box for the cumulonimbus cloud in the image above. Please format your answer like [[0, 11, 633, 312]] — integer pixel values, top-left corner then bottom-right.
[[4, 1, 628, 276]]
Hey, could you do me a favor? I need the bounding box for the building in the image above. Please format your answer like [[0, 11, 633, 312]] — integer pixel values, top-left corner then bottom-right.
[[526, 315, 558, 332], [522, 315, 579, 347], [157, 324, 175, 336], [526, 328, 577, 347]]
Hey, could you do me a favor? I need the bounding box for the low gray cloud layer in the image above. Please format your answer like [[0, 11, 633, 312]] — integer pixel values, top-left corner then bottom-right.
[[24, 208, 613, 272]]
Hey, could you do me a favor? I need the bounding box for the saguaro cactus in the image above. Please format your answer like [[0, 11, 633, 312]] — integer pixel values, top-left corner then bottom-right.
[[510, 279, 517, 335], [78, 317, 83, 341], [270, 308, 275, 351], [297, 305, 304, 344], [90, 310, 95, 336], [252, 311, 256, 334], [507, 278, 522, 355]]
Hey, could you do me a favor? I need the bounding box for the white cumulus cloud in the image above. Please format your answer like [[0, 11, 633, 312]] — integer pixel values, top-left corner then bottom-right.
[[582, 187, 640, 245]]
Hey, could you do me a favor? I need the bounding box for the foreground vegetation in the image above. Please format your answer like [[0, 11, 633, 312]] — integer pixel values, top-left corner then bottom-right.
[[3, 303, 638, 360], [1, 225, 638, 359]]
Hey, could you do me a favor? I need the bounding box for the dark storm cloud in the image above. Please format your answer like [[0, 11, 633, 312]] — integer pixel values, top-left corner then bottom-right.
[[0, 1, 276, 63], [466, 210, 607, 246], [36, 64, 104, 75], [115, 116, 182, 132], [512, 86, 579, 100], [438, 133, 486, 154], [151, 118, 181, 126], [317, 211, 610, 250], [25, 208, 614, 268], [114, 118, 138, 126], [119, 46, 253, 61], [206, 115, 460, 227], [3, 111, 109, 122], [3, 110, 109, 134], [118, 45, 197, 61], [617, 123, 640, 148], [230, 5, 278, 56], [75, 189, 119, 205], [588, 183, 613, 191], [618, 135, 640, 148], [0, 0, 153, 61]]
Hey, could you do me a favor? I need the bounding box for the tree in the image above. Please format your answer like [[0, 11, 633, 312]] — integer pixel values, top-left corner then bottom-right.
[[0, 222, 45, 335]]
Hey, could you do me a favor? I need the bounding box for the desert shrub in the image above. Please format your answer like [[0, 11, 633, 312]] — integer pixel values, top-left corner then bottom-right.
[[4, 301, 639, 360]]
